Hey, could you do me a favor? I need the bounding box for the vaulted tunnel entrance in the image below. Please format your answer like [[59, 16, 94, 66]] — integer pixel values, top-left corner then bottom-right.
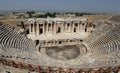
[[39, 28, 43, 34], [57, 27, 61, 33]]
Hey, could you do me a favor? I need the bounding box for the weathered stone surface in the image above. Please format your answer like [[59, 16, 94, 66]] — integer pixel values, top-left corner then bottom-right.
[[46, 45, 80, 60]]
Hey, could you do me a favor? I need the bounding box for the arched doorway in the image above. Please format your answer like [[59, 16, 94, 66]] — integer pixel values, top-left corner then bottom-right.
[[57, 27, 61, 33], [74, 28, 76, 32], [39, 24, 43, 35], [36, 40, 39, 46]]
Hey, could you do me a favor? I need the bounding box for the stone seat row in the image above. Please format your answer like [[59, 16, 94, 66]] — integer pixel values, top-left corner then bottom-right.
[[0, 24, 35, 59], [84, 25, 114, 44], [89, 27, 120, 55], [82, 26, 120, 67], [0, 25, 35, 52]]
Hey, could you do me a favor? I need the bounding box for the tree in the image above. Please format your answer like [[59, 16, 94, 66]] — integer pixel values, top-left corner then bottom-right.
[[45, 12, 56, 17], [26, 11, 36, 18]]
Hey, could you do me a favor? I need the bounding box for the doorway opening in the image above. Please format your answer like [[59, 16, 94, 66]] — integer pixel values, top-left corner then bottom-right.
[[74, 28, 76, 32], [57, 27, 61, 33], [36, 40, 39, 46], [39, 28, 43, 34]]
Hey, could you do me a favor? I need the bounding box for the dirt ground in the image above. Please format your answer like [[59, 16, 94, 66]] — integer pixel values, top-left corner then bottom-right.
[[82, 14, 113, 21]]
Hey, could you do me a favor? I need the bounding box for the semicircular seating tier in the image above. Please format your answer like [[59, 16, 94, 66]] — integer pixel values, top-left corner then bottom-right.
[[0, 23, 120, 69], [0, 24, 35, 58], [83, 25, 120, 66]]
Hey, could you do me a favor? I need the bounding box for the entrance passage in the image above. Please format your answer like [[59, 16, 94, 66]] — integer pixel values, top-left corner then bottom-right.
[[36, 40, 39, 46], [39, 28, 43, 34], [57, 27, 61, 33], [74, 28, 76, 32]]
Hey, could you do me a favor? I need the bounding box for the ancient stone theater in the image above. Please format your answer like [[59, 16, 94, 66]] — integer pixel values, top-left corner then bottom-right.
[[0, 16, 120, 73]]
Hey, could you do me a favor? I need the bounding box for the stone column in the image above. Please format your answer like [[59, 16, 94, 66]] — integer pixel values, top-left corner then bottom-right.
[[43, 23, 45, 35], [62, 22, 64, 33], [29, 24, 31, 34], [51, 23, 52, 34], [78, 22, 80, 32], [73, 23, 75, 33], [66, 22, 67, 32], [77, 22, 79, 32], [33, 24, 35, 33], [35, 24, 36, 35], [62, 22, 65, 33], [36, 23, 39, 36], [45, 23, 46, 35], [70, 22, 71, 32], [70, 22, 72, 33], [54, 21, 56, 34], [81, 23, 82, 31], [46, 23, 48, 34], [38, 24, 40, 35]]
